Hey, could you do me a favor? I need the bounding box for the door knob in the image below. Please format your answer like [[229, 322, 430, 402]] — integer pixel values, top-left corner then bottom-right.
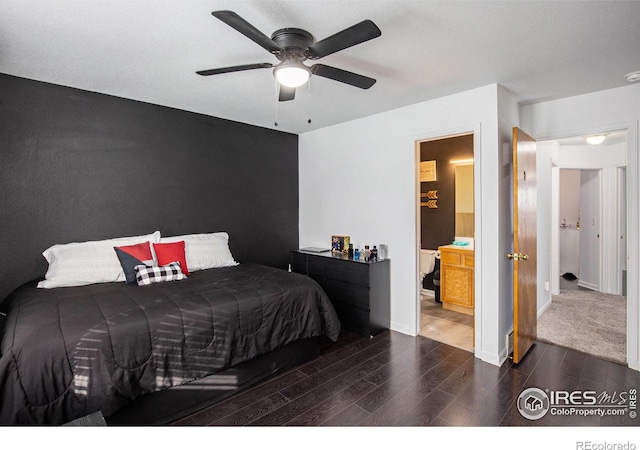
[[507, 253, 529, 261]]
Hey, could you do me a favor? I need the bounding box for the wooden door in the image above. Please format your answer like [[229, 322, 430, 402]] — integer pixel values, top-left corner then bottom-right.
[[511, 127, 537, 363]]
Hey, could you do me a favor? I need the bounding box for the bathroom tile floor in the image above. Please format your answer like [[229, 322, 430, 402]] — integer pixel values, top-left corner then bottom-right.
[[420, 293, 474, 353]]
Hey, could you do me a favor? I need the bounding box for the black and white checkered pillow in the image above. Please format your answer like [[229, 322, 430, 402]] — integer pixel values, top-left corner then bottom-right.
[[134, 261, 187, 286]]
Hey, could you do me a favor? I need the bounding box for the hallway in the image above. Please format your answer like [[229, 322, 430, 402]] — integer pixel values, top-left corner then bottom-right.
[[538, 278, 627, 365]]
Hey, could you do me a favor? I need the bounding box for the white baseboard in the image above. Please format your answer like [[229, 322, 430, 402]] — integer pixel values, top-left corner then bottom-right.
[[537, 297, 552, 317], [477, 349, 504, 367], [577, 280, 598, 291], [390, 321, 417, 337]]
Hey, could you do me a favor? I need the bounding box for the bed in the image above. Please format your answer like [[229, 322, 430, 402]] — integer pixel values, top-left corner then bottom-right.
[[0, 231, 340, 425]]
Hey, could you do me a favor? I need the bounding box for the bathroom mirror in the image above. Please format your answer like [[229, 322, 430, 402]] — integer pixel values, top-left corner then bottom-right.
[[454, 164, 474, 237]]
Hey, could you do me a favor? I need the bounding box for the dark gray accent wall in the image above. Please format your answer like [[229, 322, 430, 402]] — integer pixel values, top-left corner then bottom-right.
[[420, 134, 473, 250], [0, 74, 299, 303]]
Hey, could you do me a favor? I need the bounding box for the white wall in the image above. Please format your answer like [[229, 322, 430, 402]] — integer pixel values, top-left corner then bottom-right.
[[299, 84, 510, 365], [521, 83, 640, 371]]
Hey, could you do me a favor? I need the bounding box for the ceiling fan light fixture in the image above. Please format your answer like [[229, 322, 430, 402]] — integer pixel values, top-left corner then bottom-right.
[[274, 60, 310, 88], [585, 134, 608, 145]]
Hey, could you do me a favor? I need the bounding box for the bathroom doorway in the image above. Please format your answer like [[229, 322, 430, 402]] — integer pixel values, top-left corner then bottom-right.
[[417, 133, 474, 352]]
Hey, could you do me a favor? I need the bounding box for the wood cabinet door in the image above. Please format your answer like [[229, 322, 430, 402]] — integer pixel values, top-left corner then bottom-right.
[[441, 265, 473, 307]]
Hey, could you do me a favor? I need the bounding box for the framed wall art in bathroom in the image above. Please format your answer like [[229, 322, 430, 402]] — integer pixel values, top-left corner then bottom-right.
[[420, 160, 437, 182]]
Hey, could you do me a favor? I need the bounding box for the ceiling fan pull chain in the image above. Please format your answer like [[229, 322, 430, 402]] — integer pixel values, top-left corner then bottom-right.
[[307, 78, 312, 124], [274, 78, 279, 127]]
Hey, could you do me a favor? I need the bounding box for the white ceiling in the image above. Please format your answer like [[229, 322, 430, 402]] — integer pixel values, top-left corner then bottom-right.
[[2, 1, 640, 135]]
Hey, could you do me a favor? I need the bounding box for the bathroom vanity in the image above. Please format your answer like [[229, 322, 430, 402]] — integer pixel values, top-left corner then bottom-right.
[[438, 245, 474, 315]]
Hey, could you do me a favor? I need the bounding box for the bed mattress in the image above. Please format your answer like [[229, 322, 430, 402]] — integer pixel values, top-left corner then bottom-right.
[[0, 263, 340, 424]]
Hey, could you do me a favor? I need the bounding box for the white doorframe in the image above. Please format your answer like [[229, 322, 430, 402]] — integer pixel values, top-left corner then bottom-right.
[[550, 161, 560, 295], [618, 167, 627, 296]]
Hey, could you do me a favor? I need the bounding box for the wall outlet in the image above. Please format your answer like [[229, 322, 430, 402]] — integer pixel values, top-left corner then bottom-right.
[[544, 280, 549, 292]]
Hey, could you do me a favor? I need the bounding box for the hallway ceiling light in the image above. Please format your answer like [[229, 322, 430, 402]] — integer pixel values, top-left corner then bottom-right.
[[625, 70, 640, 83], [585, 134, 608, 145]]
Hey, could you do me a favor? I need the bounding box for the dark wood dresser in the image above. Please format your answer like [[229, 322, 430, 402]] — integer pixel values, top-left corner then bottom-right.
[[290, 250, 390, 338]]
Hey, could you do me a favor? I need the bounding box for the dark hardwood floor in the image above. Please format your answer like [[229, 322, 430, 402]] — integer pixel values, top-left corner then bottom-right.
[[171, 330, 640, 427]]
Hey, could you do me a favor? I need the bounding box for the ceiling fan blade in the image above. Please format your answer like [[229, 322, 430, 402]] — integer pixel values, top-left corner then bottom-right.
[[196, 63, 273, 76], [212, 10, 281, 54], [311, 64, 376, 89], [307, 20, 381, 59], [279, 85, 296, 102]]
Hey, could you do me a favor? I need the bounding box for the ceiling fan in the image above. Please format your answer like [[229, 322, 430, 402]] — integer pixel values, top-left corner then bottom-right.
[[196, 10, 382, 102]]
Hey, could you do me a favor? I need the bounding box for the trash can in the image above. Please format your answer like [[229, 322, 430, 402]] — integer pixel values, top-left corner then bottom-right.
[[422, 258, 441, 303], [432, 258, 441, 303]]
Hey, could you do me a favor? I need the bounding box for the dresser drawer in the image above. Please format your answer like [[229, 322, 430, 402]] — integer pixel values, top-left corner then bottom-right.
[[306, 256, 325, 277], [313, 276, 370, 310], [290, 253, 308, 273], [323, 259, 369, 287], [330, 300, 370, 337]]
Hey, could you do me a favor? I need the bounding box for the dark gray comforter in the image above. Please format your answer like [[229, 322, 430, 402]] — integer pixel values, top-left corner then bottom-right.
[[0, 263, 340, 425]]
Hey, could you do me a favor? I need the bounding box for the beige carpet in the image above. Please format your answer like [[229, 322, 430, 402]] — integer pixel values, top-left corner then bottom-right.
[[537, 289, 626, 364]]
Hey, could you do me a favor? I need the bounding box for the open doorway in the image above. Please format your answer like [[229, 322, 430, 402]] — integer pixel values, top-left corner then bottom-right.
[[558, 168, 601, 291], [537, 131, 627, 365], [417, 133, 474, 352]]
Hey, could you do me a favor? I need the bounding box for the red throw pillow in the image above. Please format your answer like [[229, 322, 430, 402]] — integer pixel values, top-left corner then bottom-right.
[[153, 241, 189, 276], [116, 241, 153, 262]]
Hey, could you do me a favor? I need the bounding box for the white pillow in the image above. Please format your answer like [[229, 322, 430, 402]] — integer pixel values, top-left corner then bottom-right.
[[159, 232, 238, 272], [37, 231, 161, 289]]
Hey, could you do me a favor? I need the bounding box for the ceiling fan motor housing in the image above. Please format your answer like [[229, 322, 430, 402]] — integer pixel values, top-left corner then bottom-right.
[[271, 28, 314, 61]]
